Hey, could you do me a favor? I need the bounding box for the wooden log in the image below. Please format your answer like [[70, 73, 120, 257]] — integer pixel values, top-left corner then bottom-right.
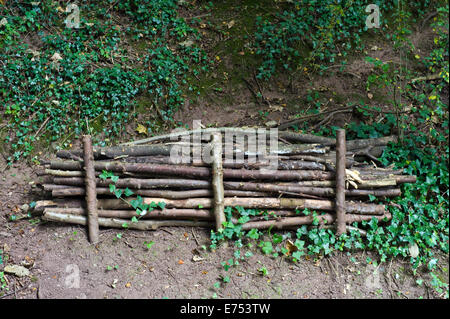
[[47, 174, 404, 196], [83, 135, 99, 244], [52, 176, 211, 189], [211, 133, 226, 231], [335, 129, 347, 236], [56, 142, 328, 160], [223, 181, 401, 197], [49, 162, 334, 181], [36, 197, 386, 214], [44, 207, 214, 220], [42, 211, 213, 230], [51, 187, 270, 198], [48, 158, 326, 170], [240, 212, 392, 230], [47, 160, 415, 184], [93, 197, 386, 214]]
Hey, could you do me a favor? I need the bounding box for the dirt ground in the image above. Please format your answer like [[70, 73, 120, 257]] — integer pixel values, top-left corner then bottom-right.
[[0, 156, 447, 300]]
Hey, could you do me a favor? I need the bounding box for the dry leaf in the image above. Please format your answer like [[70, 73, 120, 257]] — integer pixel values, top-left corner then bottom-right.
[[192, 255, 204, 262], [409, 243, 419, 258], [136, 124, 148, 135], [227, 20, 235, 29], [111, 279, 118, 288], [51, 52, 63, 62], [178, 259, 184, 265], [346, 169, 363, 184], [285, 240, 298, 256], [367, 93, 373, 99], [125, 282, 131, 288]]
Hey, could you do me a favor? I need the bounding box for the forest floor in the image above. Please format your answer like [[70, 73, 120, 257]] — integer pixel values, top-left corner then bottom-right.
[[0, 1, 448, 300]]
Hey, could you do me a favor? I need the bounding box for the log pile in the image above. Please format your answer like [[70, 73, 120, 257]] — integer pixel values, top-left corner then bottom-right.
[[33, 128, 416, 242]]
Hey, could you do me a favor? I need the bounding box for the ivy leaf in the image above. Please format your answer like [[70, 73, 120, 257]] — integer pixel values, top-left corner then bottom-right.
[[114, 189, 123, 199], [109, 184, 116, 193], [261, 241, 273, 255], [123, 188, 134, 197], [111, 175, 119, 183]]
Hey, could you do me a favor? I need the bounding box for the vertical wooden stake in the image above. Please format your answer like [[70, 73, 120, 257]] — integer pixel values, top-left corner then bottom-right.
[[335, 129, 347, 236], [211, 132, 226, 231], [83, 135, 99, 243]]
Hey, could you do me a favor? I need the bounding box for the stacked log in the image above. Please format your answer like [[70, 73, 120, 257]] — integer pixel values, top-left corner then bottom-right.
[[34, 128, 415, 242]]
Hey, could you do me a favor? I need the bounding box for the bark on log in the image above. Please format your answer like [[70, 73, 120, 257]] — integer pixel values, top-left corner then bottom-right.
[[83, 135, 99, 243], [92, 197, 385, 214], [49, 158, 326, 171], [240, 212, 392, 230], [49, 162, 334, 181], [51, 187, 270, 198], [211, 133, 226, 231], [44, 207, 214, 220], [48, 160, 416, 184], [335, 129, 347, 236], [42, 211, 213, 230], [57, 143, 328, 160], [223, 181, 401, 197]]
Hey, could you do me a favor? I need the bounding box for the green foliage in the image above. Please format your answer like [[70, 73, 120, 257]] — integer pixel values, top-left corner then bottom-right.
[[253, 0, 382, 79], [101, 171, 166, 230], [0, 1, 209, 162]]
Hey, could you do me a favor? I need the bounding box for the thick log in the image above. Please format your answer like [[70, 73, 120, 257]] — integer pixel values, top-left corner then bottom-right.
[[42, 211, 213, 230], [335, 129, 347, 236], [211, 133, 226, 231], [83, 135, 99, 244]]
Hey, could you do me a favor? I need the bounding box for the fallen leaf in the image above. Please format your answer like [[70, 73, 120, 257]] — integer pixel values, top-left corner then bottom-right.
[[179, 40, 194, 47], [192, 255, 204, 262], [125, 282, 131, 288], [202, 271, 208, 275], [409, 242, 419, 258], [367, 93, 373, 99], [265, 120, 277, 127], [51, 52, 63, 62], [285, 240, 298, 256], [227, 20, 235, 29], [178, 259, 184, 265], [4, 265, 30, 277], [135, 124, 148, 135], [111, 279, 118, 289]]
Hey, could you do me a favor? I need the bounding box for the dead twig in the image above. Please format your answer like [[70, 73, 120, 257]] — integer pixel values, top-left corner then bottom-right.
[[276, 107, 353, 130]]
